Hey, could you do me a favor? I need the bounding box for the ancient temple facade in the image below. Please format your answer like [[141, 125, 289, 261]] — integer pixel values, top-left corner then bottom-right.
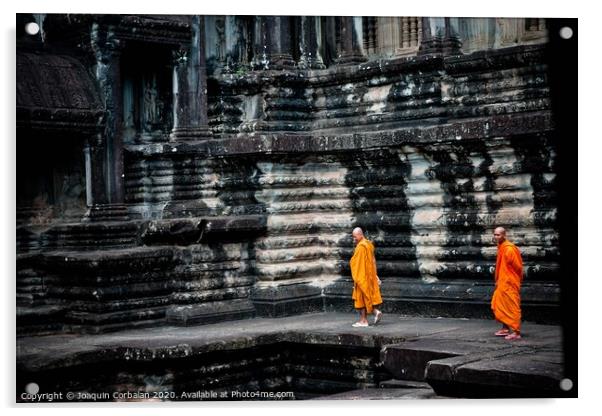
[[17, 14, 559, 335]]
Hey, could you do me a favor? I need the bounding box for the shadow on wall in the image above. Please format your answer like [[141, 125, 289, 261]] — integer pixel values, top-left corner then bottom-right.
[[327, 148, 419, 313]]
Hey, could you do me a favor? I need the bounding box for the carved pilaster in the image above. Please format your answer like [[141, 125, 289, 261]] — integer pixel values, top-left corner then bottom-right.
[[84, 133, 108, 207], [224, 16, 251, 71], [336, 16, 367, 65], [298, 16, 326, 69], [493, 18, 521, 48], [443, 17, 462, 53], [251, 16, 267, 69], [191, 16, 211, 137], [377, 17, 397, 57], [418, 16, 461, 56], [88, 26, 125, 207], [99, 33, 125, 204], [170, 47, 191, 136], [458, 18, 496, 53], [266, 16, 296, 69], [251, 16, 296, 70], [418, 16, 435, 55], [170, 15, 211, 140], [322, 16, 338, 66], [204, 16, 227, 73]]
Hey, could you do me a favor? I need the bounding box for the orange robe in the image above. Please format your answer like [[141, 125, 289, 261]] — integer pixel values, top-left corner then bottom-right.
[[350, 239, 383, 313], [491, 240, 523, 332]]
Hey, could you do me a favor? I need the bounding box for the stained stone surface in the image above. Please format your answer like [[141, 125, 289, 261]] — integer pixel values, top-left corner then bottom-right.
[[16, 312, 567, 401], [17, 15, 563, 339]]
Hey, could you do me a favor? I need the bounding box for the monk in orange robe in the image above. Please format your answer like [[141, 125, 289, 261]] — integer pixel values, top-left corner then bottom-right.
[[350, 227, 383, 327], [491, 227, 523, 340]]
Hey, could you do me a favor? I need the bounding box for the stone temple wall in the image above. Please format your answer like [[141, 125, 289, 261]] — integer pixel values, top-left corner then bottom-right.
[[16, 15, 561, 335]]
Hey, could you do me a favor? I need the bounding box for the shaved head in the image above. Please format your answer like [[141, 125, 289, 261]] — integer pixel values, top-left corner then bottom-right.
[[352, 227, 364, 245], [493, 227, 507, 245]]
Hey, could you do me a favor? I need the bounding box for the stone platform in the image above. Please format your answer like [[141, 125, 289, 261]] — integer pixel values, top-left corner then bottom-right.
[[16, 312, 570, 400]]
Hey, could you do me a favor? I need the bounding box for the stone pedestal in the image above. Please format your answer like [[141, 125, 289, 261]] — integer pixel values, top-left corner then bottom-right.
[[251, 283, 324, 317]]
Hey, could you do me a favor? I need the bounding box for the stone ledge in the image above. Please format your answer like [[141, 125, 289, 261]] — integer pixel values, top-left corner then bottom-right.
[[166, 299, 256, 326], [381, 339, 513, 381], [425, 349, 566, 398], [251, 282, 324, 317], [16, 313, 570, 400], [125, 111, 554, 157], [324, 278, 561, 324]]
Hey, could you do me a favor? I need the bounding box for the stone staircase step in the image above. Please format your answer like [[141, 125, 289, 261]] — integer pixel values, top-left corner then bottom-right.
[[381, 338, 509, 381], [17, 304, 66, 327], [380, 324, 566, 398], [425, 348, 565, 398]]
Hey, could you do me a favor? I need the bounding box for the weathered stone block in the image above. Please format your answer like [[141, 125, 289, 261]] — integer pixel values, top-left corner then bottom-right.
[[166, 299, 256, 325], [251, 283, 324, 317], [425, 349, 565, 398], [381, 339, 509, 381]]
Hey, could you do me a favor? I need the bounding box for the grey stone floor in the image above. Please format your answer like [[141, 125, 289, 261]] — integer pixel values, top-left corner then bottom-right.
[[17, 312, 567, 398]]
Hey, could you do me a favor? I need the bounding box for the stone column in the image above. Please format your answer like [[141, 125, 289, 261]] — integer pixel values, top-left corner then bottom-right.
[[102, 36, 125, 204], [87, 26, 129, 220], [252, 16, 296, 70], [266, 16, 296, 69], [205, 15, 253, 73], [418, 17, 461, 55], [444, 17, 462, 53], [171, 47, 190, 137], [322, 16, 338, 66], [458, 18, 496, 53], [84, 133, 108, 206], [378, 17, 400, 57], [337, 16, 367, 65], [224, 16, 251, 71], [170, 15, 211, 140], [251, 16, 267, 69], [298, 16, 326, 69], [418, 16, 434, 54], [493, 18, 522, 49], [204, 16, 226, 73]]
